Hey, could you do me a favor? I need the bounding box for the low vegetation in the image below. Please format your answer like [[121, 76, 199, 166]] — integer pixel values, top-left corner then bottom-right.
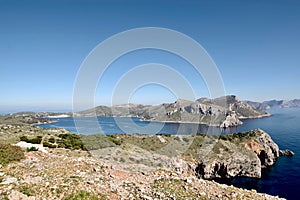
[[62, 191, 106, 200], [0, 143, 24, 166], [57, 133, 85, 150], [26, 146, 39, 152], [20, 135, 42, 144]]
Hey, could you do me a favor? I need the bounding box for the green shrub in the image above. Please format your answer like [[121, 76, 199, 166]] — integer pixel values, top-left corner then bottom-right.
[[57, 134, 85, 150], [20, 136, 42, 144], [20, 186, 34, 196], [26, 146, 38, 152], [48, 137, 55, 143], [62, 191, 106, 200], [107, 135, 122, 146], [0, 143, 24, 166], [43, 142, 56, 148]]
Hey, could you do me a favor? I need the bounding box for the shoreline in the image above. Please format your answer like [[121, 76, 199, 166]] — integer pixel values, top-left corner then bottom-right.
[[239, 113, 272, 119], [33, 119, 57, 126], [62, 113, 273, 128]]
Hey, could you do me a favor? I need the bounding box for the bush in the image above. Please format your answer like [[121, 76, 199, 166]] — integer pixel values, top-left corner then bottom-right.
[[43, 142, 56, 148], [20, 136, 42, 144], [57, 134, 85, 150], [182, 137, 190, 143], [62, 191, 106, 200], [27, 146, 39, 152], [0, 143, 24, 166], [107, 135, 123, 146], [48, 137, 55, 143]]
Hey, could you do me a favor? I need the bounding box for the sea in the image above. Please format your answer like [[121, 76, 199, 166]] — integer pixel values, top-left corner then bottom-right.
[[38, 107, 300, 200]]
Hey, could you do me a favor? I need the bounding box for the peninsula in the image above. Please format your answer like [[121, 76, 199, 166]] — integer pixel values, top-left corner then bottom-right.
[[75, 95, 270, 128]]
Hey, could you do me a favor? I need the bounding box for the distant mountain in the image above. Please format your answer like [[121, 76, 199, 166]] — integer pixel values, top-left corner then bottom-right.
[[245, 99, 300, 110], [244, 101, 271, 110], [264, 99, 300, 108], [75, 95, 270, 128]]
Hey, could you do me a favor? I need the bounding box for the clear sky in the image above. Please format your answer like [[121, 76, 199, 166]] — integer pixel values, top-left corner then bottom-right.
[[0, 0, 299, 113]]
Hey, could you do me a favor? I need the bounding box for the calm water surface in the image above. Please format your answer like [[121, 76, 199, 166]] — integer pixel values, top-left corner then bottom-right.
[[38, 108, 300, 199]]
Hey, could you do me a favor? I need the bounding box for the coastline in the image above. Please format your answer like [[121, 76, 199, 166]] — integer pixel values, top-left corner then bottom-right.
[[239, 113, 272, 119], [33, 119, 57, 126], [70, 113, 272, 128]]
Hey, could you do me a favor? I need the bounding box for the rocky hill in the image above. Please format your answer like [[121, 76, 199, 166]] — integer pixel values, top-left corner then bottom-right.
[[244, 101, 271, 110], [0, 122, 289, 199], [75, 95, 270, 128], [245, 99, 300, 110]]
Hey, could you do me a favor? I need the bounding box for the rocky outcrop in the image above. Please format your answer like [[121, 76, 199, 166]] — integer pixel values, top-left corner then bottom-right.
[[279, 149, 295, 156], [220, 111, 243, 128], [194, 151, 261, 179], [192, 129, 280, 179], [251, 129, 280, 167]]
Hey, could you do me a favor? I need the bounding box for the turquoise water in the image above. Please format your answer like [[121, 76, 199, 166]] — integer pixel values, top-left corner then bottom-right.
[[38, 108, 300, 199]]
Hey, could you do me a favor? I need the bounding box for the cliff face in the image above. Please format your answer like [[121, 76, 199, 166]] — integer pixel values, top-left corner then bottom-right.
[[191, 129, 280, 179], [220, 111, 243, 128]]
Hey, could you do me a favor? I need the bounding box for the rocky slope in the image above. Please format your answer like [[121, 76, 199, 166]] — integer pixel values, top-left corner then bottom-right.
[[0, 148, 284, 200], [75, 95, 270, 128]]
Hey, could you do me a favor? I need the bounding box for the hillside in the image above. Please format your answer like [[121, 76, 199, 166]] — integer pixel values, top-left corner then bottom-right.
[[75, 95, 270, 128]]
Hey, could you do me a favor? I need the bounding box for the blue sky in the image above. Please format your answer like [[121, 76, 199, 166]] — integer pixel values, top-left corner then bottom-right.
[[0, 0, 299, 112]]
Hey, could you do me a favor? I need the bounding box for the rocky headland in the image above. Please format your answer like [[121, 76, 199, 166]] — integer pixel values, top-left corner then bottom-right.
[[75, 95, 270, 128]]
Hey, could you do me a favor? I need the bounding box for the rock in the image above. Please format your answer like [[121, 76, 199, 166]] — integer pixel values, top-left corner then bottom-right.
[[23, 176, 42, 184], [0, 177, 18, 185], [14, 141, 48, 153], [279, 149, 295, 156], [220, 111, 243, 128], [185, 178, 192, 184], [93, 167, 101, 172], [8, 190, 35, 200], [170, 157, 189, 175], [87, 180, 94, 185]]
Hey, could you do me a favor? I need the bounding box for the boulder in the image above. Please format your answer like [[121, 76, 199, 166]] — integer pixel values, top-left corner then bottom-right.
[[279, 149, 295, 156]]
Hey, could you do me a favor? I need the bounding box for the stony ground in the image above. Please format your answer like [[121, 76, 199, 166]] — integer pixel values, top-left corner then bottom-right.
[[0, 147, 284, 200]]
